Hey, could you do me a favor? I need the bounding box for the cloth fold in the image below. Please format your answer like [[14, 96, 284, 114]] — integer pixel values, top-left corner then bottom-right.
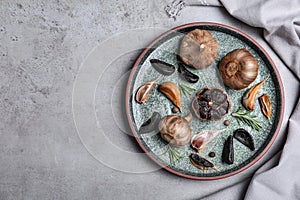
[[245, 101, 300, 199], [199, 0, 300, 199], [220, 0, 300, 79]]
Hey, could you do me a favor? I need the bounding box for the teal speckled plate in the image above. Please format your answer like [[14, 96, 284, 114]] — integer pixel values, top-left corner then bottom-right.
[[126, 22, 284, 180]]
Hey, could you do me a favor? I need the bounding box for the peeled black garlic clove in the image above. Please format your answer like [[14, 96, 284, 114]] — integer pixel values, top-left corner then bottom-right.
[[189, 153, 218, 171], [139, 112, 161, 135], [233, 128, 255, 151], [178, 63, 199, 83], [222, 135, 234, 164], [150, 59, 175, 76]]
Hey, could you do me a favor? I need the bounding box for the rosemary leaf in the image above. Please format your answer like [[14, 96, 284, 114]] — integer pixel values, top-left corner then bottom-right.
[[160, 145, 183, 166], [179, 83, 195, 96], [232, 106, 263, 131]]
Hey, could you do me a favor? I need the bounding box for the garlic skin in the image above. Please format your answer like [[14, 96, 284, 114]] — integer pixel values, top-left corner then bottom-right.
[[219, 48, 258, 90], [191, 129, 226, 153], [159, 114, 192, 147]]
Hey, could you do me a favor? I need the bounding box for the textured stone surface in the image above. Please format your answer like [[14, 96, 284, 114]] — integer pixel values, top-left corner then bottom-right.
[[0, 1, 299, 200]]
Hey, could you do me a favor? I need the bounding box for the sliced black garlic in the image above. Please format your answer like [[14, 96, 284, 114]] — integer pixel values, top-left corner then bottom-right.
[[189, 153, 217, 170], [178, 63, 199, 83], [222, 135, 234, 164], [192, 88, 231, 121], [233, 128, 255, 151], [150, 59, 175, 76], [139, 112, 161, 135]]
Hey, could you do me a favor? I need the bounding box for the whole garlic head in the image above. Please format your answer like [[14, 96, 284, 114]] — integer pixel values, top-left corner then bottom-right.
[[219, 48, 258, 90], [159, 114, 192, 147], [180, 29, 218, 70]]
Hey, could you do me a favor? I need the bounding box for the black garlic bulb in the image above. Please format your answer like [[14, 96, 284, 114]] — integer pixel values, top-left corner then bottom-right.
[[219, 48, 258, 90]]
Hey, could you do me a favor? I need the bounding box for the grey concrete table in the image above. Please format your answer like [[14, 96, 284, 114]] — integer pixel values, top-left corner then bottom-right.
[[1, 1, 299, 199]]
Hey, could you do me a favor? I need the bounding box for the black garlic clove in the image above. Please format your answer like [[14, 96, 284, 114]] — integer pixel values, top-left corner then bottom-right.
[[139, 112, 161, 135], [233, 128, 255, 151], [150, 59, 175, 76], [178, 63, 199, 83], [189, 153, 216, 170], [222, 135, 234, 164]]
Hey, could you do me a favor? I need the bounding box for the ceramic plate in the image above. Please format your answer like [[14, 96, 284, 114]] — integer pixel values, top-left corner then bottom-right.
[[126, 22, 284, 180]]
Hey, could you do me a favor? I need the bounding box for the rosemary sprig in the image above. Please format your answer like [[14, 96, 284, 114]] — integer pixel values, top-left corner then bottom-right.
[[159, 145, 183, 165], [231, 106, 263, 131], [179, 83, 195, 96]]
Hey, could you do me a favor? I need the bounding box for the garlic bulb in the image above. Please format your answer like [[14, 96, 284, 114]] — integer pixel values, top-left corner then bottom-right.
[[180, 29, 218, 69], [159, 114, 192, 147], [218, 48, 258, 90]]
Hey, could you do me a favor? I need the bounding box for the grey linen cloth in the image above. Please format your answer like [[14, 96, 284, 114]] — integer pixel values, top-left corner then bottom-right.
[[199, 0, 300, 199]]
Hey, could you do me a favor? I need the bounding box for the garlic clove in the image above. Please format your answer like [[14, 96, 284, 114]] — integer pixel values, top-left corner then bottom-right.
[[189, 153, 218, 171], [191, 129, 226, 153], [158, 82, 181, 111], [259, 94, 272, 123], [135, 79, 157, 104], [150, 59, 175, 76], [242, 75, 269, 110]]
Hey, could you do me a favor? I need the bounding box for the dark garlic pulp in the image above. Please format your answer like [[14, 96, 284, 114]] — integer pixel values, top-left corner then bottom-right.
[[189, 153, 217, 170], [139, 112, 161, 135], [178, 63, 199, 83], [192, 88, 231, 121], [233, 128, 255, 151], [222, 135, 234, 164], [150, 59, 175, 76]]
